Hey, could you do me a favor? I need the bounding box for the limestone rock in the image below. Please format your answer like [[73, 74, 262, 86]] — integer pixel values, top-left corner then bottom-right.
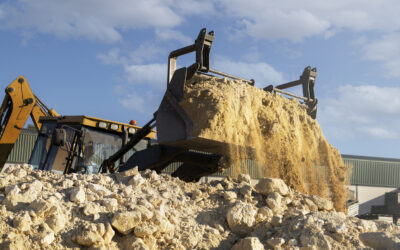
[[102, 198, 118, 212], [223, 191, 237, 201], [116, 167, 139, 182], [41, 232, 55, 245], [103, 223, 115, 244], [267, 237, 285, 248], [87, 183, 112, 196], [359, 232, 400, 249], [122, 237, 149, 250], [46, 212, 67, 233], [129, 174, 145, 187], [232, 237, 265, 250], [69, 186, 86, 203], [111, 211, 142, 235], [227, 201, 257, 236], [255, 178, 289, 196], [237, 174, 251, 184], [310, 195, 333, 211], [13, 212, 31, 232], [134, 224, 158, 237], [75, 224, 104, 247], [358, 219, 378, 232]]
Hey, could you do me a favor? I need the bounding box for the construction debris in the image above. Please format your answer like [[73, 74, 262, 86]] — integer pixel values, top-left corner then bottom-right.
[[0, 164, 399, 249]]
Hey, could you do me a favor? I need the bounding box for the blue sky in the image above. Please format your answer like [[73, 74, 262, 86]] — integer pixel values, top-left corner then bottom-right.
[[0, 0, 399, 158]]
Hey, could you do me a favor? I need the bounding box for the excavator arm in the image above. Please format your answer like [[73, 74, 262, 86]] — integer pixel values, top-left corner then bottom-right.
[[0, 76, 58, 170]]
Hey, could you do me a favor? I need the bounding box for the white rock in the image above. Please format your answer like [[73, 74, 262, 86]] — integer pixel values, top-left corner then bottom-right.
[[13, 212, 31, 232], [358, 219, 378, 232], [75, 224, 103, 247], [287, 239, 298, 246], [62, 179, 74, 188], [87, 184, 112, 196], [5, 185, 20, 195], [258, 206, 273, 218], [267, 237, 285, 248], [237, 174, 251, 184], [28, 180, 43, 193], [69, 187, 86, 203], [128, 174, 145, 187], [102, 198, 118, 212], [46, 212, 67, 233], [232, 237, 264, 250], [111, 211, 142, 235], [310, 195, 333, 211], [255, 178, 289, 196], [239, 185, 252, 197], [226, 201, 257, 236], [359, 232, 400, 249], [41, 232, 55, 245], [270, 215, 282, 227], [134, 224, 158, 237], [223, 191, 237, 201]]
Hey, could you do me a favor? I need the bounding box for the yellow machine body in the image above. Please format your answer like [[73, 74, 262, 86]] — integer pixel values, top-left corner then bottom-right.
[[0, 76, 58, 169]]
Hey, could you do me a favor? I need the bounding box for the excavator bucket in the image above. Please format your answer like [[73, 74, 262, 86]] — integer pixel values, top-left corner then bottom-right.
[[156, 68, 231, 155], [155, 28, 318, 156]]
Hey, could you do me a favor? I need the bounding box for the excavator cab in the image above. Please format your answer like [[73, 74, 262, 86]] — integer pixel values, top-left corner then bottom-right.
[[28, 116, 155, 174]]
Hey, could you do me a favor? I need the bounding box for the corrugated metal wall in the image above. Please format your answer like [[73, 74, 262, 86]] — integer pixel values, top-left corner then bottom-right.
[[344, 156, 400, 187], [7, 131, 400, 187], [7, 129, 38, 163]]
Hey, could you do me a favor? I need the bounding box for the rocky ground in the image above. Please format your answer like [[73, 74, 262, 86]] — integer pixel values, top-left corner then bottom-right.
[[0, 164, 399, 249]]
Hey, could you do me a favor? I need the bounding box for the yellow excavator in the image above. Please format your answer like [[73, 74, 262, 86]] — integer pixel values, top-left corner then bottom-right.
[[0, 76, 155, 173], [0, 76, 58, 169]]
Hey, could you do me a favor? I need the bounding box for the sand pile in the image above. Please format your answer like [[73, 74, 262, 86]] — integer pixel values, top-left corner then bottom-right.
[[181, 75, 348, 211], [0, 164, 399, 249]]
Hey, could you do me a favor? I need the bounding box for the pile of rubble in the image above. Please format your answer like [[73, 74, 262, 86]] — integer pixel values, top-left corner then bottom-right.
[[0, 164, 399, 249]]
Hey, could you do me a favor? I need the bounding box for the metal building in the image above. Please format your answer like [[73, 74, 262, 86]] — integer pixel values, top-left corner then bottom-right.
[[6, 127, 38, 164], [343, 154, 400, 187]]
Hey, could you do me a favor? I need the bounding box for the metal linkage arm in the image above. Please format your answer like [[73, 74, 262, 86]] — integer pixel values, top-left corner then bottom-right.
[[275, 66, 317, 102], [168, 28, 255, 86], [99, 116, 156, 173], [263, 66, 318, 119], [168, 28, 214, 84]]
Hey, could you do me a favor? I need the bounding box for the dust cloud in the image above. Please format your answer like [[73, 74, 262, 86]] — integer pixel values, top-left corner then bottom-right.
[[181, 75, 348, 211]]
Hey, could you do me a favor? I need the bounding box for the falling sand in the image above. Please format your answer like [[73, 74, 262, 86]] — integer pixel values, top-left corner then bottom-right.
[[180, 75, 348, 211]]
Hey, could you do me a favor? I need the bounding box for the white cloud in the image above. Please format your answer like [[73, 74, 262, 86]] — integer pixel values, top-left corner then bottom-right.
[[97, 48, 126, 65], [0, 0, 205, 42], [236, 9, 330, 42], [218, 0, 400, 42], [155, 29, 191, 44], [98, 43, 163, 66], [213, 57, 284, 87], [363, 33, 400, 77], [116, 62, 166, 114], [0, 5, 5, 19], [123, 63, 166, 89], [119, 91, 162, 114], [129, 43, 162, 64], [319, 84, 400, 140]]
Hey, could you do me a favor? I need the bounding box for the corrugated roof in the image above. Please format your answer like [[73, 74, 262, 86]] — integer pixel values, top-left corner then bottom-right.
[[342, 154, 400, 163]]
